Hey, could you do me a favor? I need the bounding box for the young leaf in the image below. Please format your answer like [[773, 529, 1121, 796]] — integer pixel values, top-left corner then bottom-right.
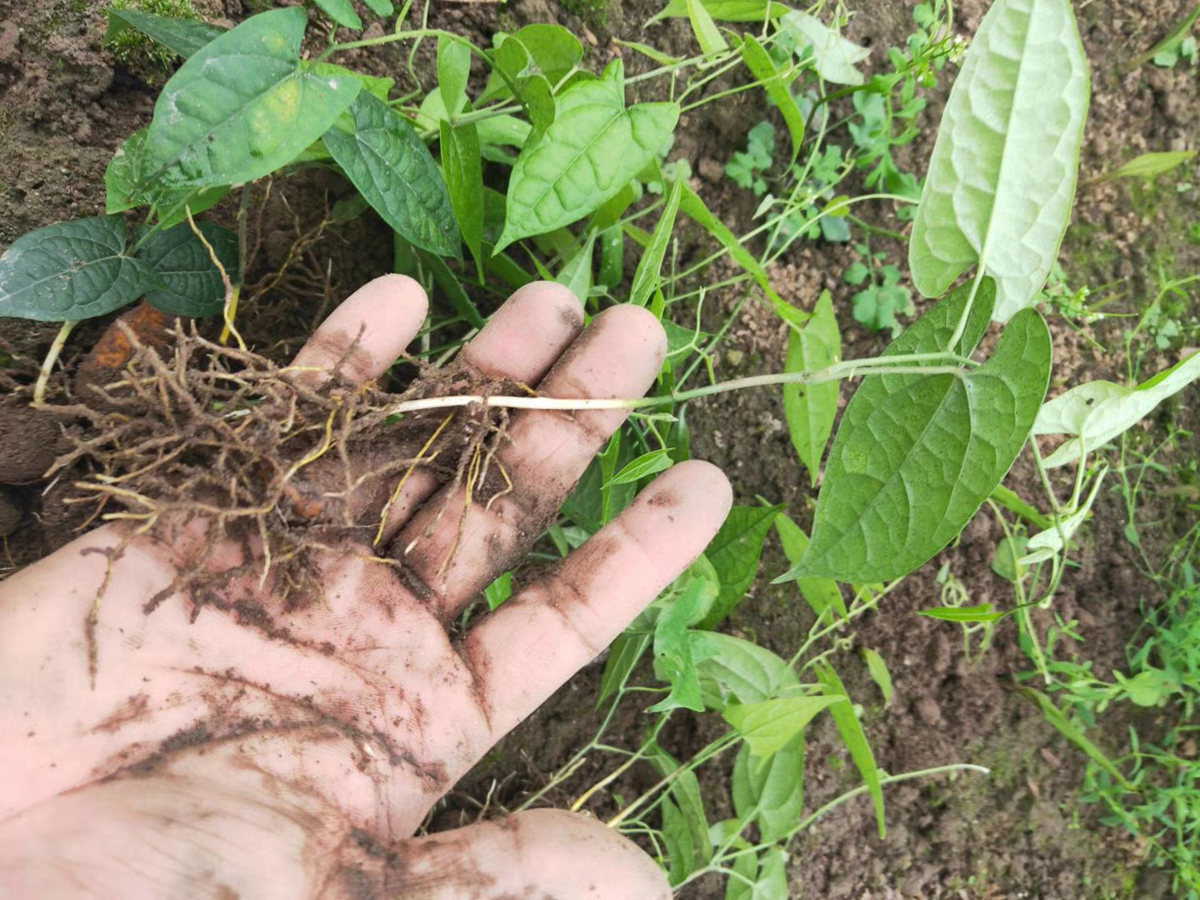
[[774, 513, 846, 621], [614, 38, 683, 66], [437, 35, 472, 116], [630, 178, 683, 307], [106, 128, 229, 228], [685, 0, 729, 54], [690, 632, 797, 708], [361, 0, 394, 14], [497, 61, 679, 251], [648, 0, 790, 25], [783, 289, 840, 485], [740, 35, 805, 165], [0, 216, 162, 322], [440, 121, 485, 278], [732, 733, 805, 843], [324, 92, 460, 257], [313, 0, 363, 29], [307, 62, 395, 102], [860, 647, 894, 707], [104, 8, 225, 59], [698, 504, 783, 629], [133, 221, 238, 317], [815, 661, 886, 837], [918, 603, 1005, 623], [555, 231, 598, 303], [482, 25, 584, 103], [483, 570, 513, 610], [723, 694, 840, 760], [1019, 470, 1105, 563], [1098, 150, 1197, 182], [784, 279, 1053, 583], [139, 8, 361, 188], [596, 632, 651, 707], [1034, 351, 1200, 467], [779, 12, 871, 86], [609, 449, 674, 486], [648, 745, 711, 883], [908, 0, 1090, 322], [649, 579, 710, 713]]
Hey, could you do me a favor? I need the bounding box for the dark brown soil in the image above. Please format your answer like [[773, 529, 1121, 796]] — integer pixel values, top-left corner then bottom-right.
[[2, 0, 1198, 897]]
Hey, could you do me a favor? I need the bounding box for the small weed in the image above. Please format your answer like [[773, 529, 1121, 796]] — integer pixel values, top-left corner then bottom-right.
[[843, 243, 914, 333]]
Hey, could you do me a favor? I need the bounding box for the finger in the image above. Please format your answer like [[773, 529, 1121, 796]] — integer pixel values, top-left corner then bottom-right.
[[372, 281, 584, 543], [289, 273, 429, 386], [393, 304, 666, 617], [461, 461, 732, 739], [343, 809, 670, 900]]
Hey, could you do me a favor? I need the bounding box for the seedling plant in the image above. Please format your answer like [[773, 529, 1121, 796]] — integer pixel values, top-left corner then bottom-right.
[[3, 0, 1200, 892]]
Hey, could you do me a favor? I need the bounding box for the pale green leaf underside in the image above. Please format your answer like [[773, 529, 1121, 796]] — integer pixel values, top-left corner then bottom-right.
[[498, 64, 679, 251], [788, 279, 1053, 583], [0, 216, 162, 322], [324, 93, 460, 257], [783, 289, 840, 484], [909, 0, 1090, 322], [140, 8, 361, 189]]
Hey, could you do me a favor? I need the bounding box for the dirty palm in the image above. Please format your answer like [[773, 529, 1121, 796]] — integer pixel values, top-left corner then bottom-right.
[[2, 0, 1199, 895]]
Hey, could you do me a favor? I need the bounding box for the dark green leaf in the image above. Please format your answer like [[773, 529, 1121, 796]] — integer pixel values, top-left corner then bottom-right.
[[313, 0, 362, 29], [325, 92, 460, 257], [497, 61, 678, 250], [139, 9, 361, 188], [597, 632, 650, 707], [783, 289, 840, 484], [134, 221, 238, 317], [630, 178, 682, 307], [815, 661, 885, 837], [699, 505, 782, 629], [105, 8, 225, 59], [0, 216, 162, 321], [440, 121, 485, 278], [786, 278, 1053, 583], [106, 128, 229, 228], [732, 732, 804, 842]]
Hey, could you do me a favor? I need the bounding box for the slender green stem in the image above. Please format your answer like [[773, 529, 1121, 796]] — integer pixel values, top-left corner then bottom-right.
[[945, 264, 987, 352]]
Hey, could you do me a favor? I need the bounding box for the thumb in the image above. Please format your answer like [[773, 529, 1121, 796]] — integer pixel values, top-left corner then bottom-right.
[[337, 809, 671, 900]]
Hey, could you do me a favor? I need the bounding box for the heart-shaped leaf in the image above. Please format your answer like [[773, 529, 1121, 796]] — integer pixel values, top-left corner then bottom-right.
[[324, 92, 460, 257], [139, 8, 361, 189], [0, 216, 162, 322], [106, 127, 229, 228], [908, 0, 1090, 321], [783, 278, 1052, 583], [134, 221, 239, 318]]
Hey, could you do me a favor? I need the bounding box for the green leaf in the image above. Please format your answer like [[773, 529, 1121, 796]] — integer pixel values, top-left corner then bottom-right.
[[104, 8, 225, 59], [139, 8, 361, 188], [361, 0, 394, 14], [483, 570, 513, 610], [908, 0, 1090, 322], [740, 35, 804, 165], [134, 221, 238, 317], [555, 231, 597, 303], [774, 513, 846, 621], [1034, 351, 1200, 467], [918, 603, 1006, 623], [609, 449, 674, 485], [649, 745, 711, 884], [1020, 687, 1134, 791], [815, 661, 885, 837], [699, 504, 783, 629], [477, 114, 533, 149], [324, 92, 460, 257], [437, 35, 472, 116], [690, 632, 797, 708], [1099, 150, 1197, 182], [649, 579, 710, 713], [614, 38, 683, 66], [497, 61, 679, 251], [783, 289, 840, 484], [779, 11, 871, 86], [786, 279, 1053, 583], [648, 0, 791, 25], [732, 733, 805, 842], [597, 632, 650, 707], [861, 647, 894, 707], [0, 216, 162, 322], [313, 0, 362, 29], [685, 0, 729, 54], [413, 248, 484, 327], [307, 62, 395, 101], [630, 179, 683, 307], [483, 24, 584, 103], [1019, 470, 1104, 563], [678, 184, 803, 327], [1127, 3, 1200, 70], [440, 121, 485, 278], [105, 127, 229, 228], [724, 693, 840, 760]]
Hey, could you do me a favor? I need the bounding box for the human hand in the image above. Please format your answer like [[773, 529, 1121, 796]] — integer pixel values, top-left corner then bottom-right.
[[0, 276, 732, 899]]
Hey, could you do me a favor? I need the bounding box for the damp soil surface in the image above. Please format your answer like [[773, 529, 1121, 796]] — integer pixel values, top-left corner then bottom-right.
[[2, 0, 1199, 897]]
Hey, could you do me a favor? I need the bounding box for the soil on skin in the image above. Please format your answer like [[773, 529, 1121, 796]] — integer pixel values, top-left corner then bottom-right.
[[2, 0, 1198, 896]]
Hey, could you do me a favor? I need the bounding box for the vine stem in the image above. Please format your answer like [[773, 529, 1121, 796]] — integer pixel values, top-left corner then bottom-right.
[[32, 319, 78, 407], [373, 355, 973, 418]]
